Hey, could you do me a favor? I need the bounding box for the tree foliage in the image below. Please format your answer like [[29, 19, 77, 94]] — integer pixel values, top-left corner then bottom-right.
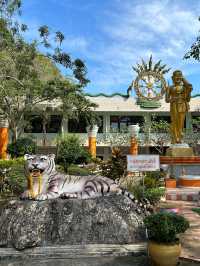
[[56, 134, 91, 172], [0, 0, 98, 143], [184, 17, 200, 61], [142, 115, 170, 155]]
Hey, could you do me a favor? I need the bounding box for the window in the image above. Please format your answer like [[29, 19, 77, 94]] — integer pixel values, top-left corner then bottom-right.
[[98, 116, 103, 133], [47, 115, 62, 133], [151, 115, 170, 123], [68, 118, 87, 133], [24, 115, 62, 133], [150, 115, 170, 133], [24, 115, 43, 133], [68, 116, 103, 133], [110, 116, 144, 132], [192, 115, 200, 132], [110, 116, 119, 132]]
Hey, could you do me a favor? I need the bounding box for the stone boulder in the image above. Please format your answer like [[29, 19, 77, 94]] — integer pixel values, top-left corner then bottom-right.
[[0, 195, 146, 250]]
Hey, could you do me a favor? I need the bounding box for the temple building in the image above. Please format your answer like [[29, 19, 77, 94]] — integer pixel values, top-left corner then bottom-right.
[[23, 93, 200, 159]]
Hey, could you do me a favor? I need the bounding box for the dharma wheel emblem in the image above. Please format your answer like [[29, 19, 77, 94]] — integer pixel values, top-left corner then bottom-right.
[[131, 56, 170, 101]]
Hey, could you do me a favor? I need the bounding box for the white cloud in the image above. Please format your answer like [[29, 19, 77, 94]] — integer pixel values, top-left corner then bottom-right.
[[20, 0, 200, 94], [85, 0, 200, 93]]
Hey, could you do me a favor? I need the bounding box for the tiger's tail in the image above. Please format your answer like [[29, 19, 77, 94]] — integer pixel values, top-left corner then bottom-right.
[[118, 188, 153, 214]]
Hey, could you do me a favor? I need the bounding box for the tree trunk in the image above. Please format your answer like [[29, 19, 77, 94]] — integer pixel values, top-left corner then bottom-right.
[[11, 127, 18, 144]]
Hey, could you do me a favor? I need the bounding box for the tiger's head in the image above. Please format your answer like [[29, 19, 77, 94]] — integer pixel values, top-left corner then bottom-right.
[[24, 154, 56, 177]]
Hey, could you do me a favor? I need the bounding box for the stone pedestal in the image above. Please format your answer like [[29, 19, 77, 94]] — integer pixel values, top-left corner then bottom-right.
[[160, 156, 200, 187], [166, 143, 194, 157], [0, 195, 146, 250]]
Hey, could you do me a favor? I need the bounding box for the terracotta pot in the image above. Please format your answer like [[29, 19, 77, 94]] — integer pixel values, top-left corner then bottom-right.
[[165, 179, 176, 188], [148, 240, 181, 266]]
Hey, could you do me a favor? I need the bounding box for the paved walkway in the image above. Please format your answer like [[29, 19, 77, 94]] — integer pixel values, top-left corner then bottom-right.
[[161, 200, 200, 263]]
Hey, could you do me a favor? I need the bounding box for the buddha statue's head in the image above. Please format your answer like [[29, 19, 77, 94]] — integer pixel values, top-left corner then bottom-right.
[[172, 70, 183, 86]]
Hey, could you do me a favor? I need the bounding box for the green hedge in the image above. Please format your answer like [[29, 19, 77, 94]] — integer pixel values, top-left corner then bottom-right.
[[67, 165, 91, 176], [7, 137, 36, 158]]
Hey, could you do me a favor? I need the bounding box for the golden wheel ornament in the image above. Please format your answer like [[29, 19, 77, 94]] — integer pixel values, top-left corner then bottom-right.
[[129, 56, 170, 100], [134, 70, 167, 101]]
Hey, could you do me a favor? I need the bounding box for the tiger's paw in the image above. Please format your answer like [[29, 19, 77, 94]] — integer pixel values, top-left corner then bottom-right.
[[60, 192, 78, 199], [35, 193, 48, 201], [20, 190, 32, 200]]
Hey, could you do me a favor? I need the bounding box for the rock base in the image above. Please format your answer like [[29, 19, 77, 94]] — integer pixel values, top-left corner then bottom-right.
[[166, 147, 194, 157], [0, 195, 146, 250]]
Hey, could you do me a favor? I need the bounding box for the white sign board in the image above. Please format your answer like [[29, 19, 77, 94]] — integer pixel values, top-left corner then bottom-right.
[[127, 155, 160, 172]]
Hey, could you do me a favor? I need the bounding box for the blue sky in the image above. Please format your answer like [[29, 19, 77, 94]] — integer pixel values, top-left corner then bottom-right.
[[21, 0, 200, 95]]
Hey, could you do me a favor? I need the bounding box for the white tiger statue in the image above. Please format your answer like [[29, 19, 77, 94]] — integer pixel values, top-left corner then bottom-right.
[[20, 154, 137, 202]]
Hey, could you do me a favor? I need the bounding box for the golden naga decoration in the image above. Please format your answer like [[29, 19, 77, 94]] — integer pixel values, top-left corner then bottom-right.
[[130, 55, 170, 101], [166, 70, 192, 144]]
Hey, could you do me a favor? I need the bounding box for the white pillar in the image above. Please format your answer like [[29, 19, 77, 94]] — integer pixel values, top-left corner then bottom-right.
[[104, 114, 110, 133]]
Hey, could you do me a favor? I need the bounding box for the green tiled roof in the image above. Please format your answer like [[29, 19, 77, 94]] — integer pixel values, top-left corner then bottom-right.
[[192, 94, 200, 98], [85, 93, 128, 98], [85, 93, 200, 98]]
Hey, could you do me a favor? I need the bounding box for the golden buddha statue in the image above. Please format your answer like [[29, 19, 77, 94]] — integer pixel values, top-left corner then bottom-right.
[[166, 70, 192, 144]]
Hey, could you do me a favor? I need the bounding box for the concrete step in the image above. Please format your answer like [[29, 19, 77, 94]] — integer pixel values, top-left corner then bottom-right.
[[0, 243, 147, 260], [166, 188, 200, 201]]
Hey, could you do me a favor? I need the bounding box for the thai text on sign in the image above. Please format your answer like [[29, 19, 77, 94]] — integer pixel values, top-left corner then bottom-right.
[[127, 155, 160, 172]]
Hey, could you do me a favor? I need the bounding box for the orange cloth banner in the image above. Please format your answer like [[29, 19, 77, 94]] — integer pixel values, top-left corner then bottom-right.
[[0, 128, 8, 159]]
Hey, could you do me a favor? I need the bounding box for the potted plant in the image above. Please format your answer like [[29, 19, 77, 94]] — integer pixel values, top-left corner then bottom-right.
[[144, 212, 189, 266], [165, 174, 177, 188]]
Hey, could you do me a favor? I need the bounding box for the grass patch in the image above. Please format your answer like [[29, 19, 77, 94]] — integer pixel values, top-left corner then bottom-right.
[[192, 208, 200, 216], [158, 202, 178, 209]]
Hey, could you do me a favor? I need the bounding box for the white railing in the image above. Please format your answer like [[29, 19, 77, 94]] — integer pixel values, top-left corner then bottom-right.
[[23, 132, 200, 147]]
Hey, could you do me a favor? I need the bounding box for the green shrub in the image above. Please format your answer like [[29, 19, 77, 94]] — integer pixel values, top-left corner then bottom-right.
[[100, 147, 126, 180], [144, 188, 165, 204], [0, 158, 25, 197], [55, 164, 65, 173], [57, 135, 91, 171], [7, 137, 36, 158], [144, 212, 189, 243], [142, 171, 164, 189], [67, 165, 91, 176], [0, 157, 24, 168], [143, 176, 159, 189], [126, 183, 165, 205], [127, 183, 144, 200]]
